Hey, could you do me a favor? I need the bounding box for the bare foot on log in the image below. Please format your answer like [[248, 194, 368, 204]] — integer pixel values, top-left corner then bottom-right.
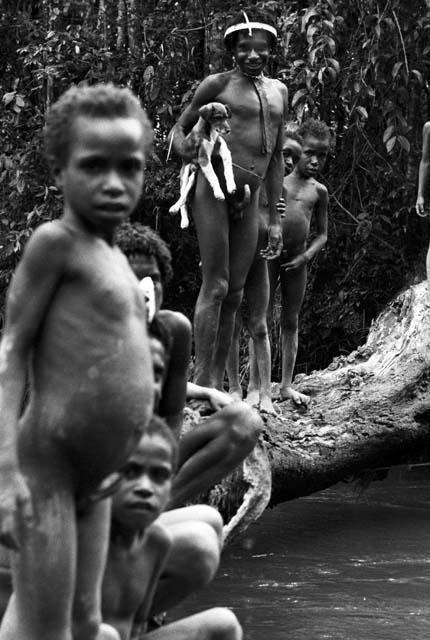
[[245, 389, 259, 407], [278, 385, 310, 407], [229, 387, 243, 402], [259, 394, 277, 415]]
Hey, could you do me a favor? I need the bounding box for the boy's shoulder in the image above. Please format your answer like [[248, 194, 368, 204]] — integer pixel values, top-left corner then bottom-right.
[[156, 309, 192, 337], [423, 121, 430, 136], [22, 219, 74, 261]]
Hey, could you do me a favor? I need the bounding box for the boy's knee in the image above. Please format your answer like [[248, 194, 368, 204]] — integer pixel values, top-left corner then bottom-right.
[[203, 277, 229, 302], [248, 317, 268, 341], [177, 522, 221, 588], [281, 310, 299, 332], [224, 288, 243, 313], [222, 402, 262, 456], [206, 607, 243, 640]]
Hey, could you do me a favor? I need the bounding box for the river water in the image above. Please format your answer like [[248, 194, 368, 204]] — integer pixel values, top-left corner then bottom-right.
[[170, 467, 430, 639]]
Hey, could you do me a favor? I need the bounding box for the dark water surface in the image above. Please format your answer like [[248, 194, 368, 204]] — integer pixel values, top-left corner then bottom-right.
[[171, 468, 430, 639]]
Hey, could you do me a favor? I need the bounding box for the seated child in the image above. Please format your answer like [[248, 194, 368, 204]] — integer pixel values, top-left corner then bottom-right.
[[267, 118, 330, 406], [102, 415, 242, 640], [115, 222, 262, 509], [0, 83, 155, 640]]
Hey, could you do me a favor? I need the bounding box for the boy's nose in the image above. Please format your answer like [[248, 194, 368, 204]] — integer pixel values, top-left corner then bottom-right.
[[104, 171, 125, 192], [134, 475, 153, 496], [248, 49, 259, 60]]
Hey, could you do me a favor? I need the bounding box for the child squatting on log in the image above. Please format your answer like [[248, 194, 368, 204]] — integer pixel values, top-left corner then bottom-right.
[[0, 83, 155, 640], [415, 120, 430, 299], [169, 10, 288, 391], [267, 118, 331, 406]]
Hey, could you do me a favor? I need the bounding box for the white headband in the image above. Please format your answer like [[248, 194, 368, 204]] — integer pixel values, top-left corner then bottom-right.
[[224, 21, 277, 41]]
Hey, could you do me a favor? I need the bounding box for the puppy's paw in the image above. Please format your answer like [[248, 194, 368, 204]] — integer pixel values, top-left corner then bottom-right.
[[214, 190, 225, 201]]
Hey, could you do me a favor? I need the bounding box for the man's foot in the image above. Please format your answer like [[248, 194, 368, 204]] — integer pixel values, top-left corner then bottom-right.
[[259, 394, 277, 415], [228, 387, 243, 401], [245, 388, 259, 407], [278, 385, 310, 407]]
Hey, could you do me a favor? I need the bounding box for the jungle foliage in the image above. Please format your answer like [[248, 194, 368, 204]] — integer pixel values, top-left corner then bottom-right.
[[1, 0, 429, 376]]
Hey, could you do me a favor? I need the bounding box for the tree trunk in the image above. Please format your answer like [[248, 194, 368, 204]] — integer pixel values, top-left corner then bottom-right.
[[186, 281, 430, 542]]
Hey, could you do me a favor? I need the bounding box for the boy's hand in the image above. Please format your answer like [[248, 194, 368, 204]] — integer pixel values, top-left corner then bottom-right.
[[261, 224, 283, 260], [416, 196, 428, 217], [281, 254, 308, 272], [0, 466, 33, 551], [206, 388, 234, 411], [276, 197, 286, 218]]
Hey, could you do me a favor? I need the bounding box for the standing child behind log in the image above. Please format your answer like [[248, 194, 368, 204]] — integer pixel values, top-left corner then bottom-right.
[[0, 83, 155, 640], [415, 120, 430, 299]]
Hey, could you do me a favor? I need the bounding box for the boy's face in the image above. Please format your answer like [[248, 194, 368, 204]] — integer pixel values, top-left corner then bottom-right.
[[234, 30, 270, 77], [55, 116, 145, 232], [283, 137, 302, 175], [128, 254, 163, 312], [150, 336, 166, 409], [112, 433, 173, 531], [296, 134, 330, 178]]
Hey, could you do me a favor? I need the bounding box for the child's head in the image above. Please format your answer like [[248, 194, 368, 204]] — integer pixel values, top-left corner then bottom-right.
[[116, 222, 173, 311], [112, 415, 178, 533], [296, 118, 331, 177], [224, 10, 277, 52], [148, 316, 173, 408], [44, 83, 153, 172], [283, 122, 303, 175]]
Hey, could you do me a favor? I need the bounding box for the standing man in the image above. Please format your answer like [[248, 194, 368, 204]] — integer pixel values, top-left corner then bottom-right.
[[415, 120, 430, 298], [170, 10, 288, 390]]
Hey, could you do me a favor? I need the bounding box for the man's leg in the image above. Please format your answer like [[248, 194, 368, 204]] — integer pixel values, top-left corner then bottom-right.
[[245, 253, 273, 413], [73, 498, 112, 640], [212, 190, 260, 389], [225, 309, 244, 400], [169, 402, 262, 508], [279, 264, 309, 405], [426, 242, 430, 302], [192, 173, 230, 387], [145, 608, 242, 640]]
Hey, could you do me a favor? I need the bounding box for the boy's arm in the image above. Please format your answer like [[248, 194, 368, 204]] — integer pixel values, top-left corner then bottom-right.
[[169, 75, 226, 162], [157, 311, 191, 437], [282, 184, 328, 272], [186, 382, 233, 411], [416, 122, 430, 216], [262, 82, 289, 259], [0, 223, 67, 549], [303, 183, 328, 261]]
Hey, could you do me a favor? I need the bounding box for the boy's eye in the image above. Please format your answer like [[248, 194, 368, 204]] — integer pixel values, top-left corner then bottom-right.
[[151, 466, 172, 483], [80, 158, 105, 171], [122, 463, 141, 479], [121, 158, 143, 173]]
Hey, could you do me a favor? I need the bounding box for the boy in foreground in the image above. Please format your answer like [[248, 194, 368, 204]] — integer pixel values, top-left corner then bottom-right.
[[415, 120, 430, 296], [268, 118, 330, 406], [0, 84, 154, 640]]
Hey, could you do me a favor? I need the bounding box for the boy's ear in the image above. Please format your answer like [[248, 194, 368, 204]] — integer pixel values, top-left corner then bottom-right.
[[225, 104, 231, 118]]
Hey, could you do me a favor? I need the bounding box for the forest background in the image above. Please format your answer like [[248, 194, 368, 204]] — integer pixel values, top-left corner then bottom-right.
[[1, 0, 430, 382]]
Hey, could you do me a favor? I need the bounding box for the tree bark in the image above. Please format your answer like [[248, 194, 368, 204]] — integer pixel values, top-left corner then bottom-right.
[[186, 281, 430, 541]]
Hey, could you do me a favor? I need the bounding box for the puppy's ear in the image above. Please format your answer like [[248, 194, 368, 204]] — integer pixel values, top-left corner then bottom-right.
[[224, 104, 231, 118], [198, 104, 211, 120]]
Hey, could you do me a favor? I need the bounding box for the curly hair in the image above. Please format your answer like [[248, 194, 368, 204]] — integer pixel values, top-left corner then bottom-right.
[[284, 121, 303, 146], [224, 9, 277, 52], [115, 222, 173, 285], [44, 83, 153, 170], [298, 118, 332, 144]]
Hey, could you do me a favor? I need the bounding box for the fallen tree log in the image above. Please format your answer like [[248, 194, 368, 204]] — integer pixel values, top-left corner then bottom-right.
[[185, 281, 430, 541]]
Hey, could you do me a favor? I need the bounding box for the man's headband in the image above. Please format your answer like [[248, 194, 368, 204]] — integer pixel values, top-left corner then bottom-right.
[[224, 11, 277, 41]]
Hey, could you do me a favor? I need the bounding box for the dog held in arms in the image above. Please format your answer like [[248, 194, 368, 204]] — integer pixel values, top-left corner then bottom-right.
[[169, 102, 237, 229]]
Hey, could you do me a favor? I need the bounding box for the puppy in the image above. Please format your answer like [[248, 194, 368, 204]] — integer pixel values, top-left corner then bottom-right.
[[169, 102, 236, 228]]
